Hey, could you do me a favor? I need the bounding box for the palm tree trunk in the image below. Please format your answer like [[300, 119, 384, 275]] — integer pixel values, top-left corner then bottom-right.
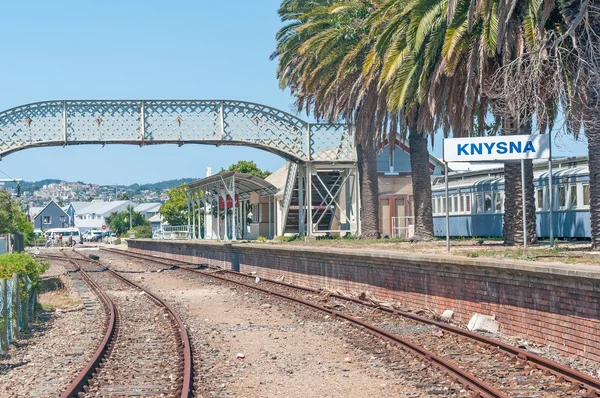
[[586, 8, 600, 249], [502, 122, 537, 245], [356, 140, 380, 239], [408, 126, 434, 241]]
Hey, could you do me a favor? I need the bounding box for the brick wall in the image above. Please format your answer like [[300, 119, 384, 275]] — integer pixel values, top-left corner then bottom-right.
[[128, 240, 600, 362]]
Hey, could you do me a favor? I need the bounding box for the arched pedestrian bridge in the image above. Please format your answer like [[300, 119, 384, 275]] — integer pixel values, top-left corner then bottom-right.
[[0, 100, 355, 162], [0, 99, 360, 236]]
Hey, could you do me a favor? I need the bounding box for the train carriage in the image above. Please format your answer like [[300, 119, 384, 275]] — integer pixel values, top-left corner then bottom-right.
[[431, 157, 591, 239]]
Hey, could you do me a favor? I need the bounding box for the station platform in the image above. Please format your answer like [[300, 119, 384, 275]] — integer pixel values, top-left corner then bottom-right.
[[127, 239, 600, 362]]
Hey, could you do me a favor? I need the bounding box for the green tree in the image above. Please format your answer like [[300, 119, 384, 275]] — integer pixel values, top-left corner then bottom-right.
[[119, 193, 130, 200], [159, 184, 189, 226], [221, 160, 271, 179], [0, 191, 34, 245], [105, 207, 147, 236]]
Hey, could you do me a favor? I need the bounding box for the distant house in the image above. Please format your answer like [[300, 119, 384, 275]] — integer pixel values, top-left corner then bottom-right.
[[72, 200, 136, 232], [133, 203, 162, 219], [28, 206, 44, 223], [66, 201, 94, 227], [148, 213, 163, 232], [33, 200, 70, 230]]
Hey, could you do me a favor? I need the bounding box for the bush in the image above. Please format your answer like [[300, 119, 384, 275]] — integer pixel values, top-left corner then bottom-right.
[[0, 253, 49, 290], [275, 235, 300, 242], [131, 225, 152, 239], [114, 238, 122, 245], [257, 236, 267, 242]]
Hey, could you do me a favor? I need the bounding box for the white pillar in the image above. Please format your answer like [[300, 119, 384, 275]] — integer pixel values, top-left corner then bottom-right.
[[223, 187, 228, 241], [204, 194, 208, 240], [187, 201, 191, 239], [268, 195, 272, 239], [231, 177, 236, 241], [191, 201, 196, 239], [217, 192, 221, 240]]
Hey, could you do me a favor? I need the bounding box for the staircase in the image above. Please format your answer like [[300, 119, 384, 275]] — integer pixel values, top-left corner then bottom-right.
[[283, 169, 341, 234]]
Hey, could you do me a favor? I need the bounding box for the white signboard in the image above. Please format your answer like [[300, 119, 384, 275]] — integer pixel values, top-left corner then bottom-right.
[[443, 135, 550, 162]]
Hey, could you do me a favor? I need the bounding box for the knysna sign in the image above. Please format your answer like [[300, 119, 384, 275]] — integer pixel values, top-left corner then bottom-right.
[[443, 135, 550, 162]]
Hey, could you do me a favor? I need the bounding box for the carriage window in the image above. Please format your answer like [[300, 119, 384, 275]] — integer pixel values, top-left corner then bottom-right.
[[465, 195, 471, 212], [569, 185, 577, 208], [484, 193, 492, 212], [494, 193, 502, 212], [453, 196, 458, 213], [583, 184, 590, 206], [476, 194, 483, 213], [432, 198, 437, 214], [536, 189, 544, 211], [441, 197, 446, 213], [558, 186, 566, 208], [459, 195, 464, 213]]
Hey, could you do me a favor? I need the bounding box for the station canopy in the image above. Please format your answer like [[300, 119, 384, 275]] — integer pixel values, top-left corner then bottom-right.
[[186, 172, 278, 199]]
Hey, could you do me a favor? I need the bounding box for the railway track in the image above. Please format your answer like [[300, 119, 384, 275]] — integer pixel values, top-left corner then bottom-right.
[[42, 250, 193, 398], [102, 247, 600, 398]]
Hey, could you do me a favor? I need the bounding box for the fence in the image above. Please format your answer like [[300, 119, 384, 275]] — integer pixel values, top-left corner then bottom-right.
[[391, 216, 415, 239], [152, 225, 190, 240], [0, 273, 37, 355]]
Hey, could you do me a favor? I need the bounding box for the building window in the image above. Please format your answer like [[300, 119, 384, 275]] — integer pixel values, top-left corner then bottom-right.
[[583, 184, 590, 206], [569, 185, 577, 208], [494, 192, 502, 212], [558, 185, 566, 208], [43, 216, 51, 224], [484, 193, 493, 212], [536, 189, 544, 211]]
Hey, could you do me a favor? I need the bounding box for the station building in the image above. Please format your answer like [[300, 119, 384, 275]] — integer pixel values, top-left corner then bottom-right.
[[183, 141, 443, 240]]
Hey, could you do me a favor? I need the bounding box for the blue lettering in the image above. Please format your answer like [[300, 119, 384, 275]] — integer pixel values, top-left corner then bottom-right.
[[484, 142, 495, 154], [457, 143, 469, 156], [524, 141, 536, 152], [509, 142, 522, 153], [497, 142, 508, 154], [470, 143, 483, 155]]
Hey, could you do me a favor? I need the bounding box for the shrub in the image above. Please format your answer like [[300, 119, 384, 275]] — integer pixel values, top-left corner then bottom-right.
[[0, 253, 49, 290], [114, 238, 122, 245], [131, 225, 152, 239], [257, 236, 267, 242], [275, 235, 300, 242]]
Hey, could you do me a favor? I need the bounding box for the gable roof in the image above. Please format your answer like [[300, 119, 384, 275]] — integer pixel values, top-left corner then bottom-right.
[[77, 200, 136, 216], [33, 200, 70, 221], [68, 201, 94, 212], [378, 139, 444, 171], [134, 203, 162, 213]]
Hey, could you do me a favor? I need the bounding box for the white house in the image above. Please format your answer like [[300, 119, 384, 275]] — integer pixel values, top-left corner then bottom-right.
[[73, 200, 136, 232]]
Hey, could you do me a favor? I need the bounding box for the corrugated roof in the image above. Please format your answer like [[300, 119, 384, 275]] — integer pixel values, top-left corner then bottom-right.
[[77, 200, 135, 216], [134, 203, 161, 213], [187, 172, 277, 196]]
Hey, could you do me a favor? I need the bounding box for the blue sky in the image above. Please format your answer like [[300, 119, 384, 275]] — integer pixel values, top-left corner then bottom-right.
[[0, 1, 589, 185]]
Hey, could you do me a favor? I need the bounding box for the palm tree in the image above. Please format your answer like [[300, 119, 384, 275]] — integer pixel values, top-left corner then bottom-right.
[[272, 0, 388, 239]]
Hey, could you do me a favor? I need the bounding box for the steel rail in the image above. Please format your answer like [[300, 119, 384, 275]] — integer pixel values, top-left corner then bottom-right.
[[71, 250, 193, 398], [101, 249, 504, 398], [58, 252, 117, 398], [104, 247, 600, 396]]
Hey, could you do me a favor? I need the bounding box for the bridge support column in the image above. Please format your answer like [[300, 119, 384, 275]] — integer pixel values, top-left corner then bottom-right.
[[298, 164, 305, 236], [306, 164, 313, 238]]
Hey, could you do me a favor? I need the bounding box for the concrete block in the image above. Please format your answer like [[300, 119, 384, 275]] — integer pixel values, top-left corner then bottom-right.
[[467, 313, 499, 333]]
